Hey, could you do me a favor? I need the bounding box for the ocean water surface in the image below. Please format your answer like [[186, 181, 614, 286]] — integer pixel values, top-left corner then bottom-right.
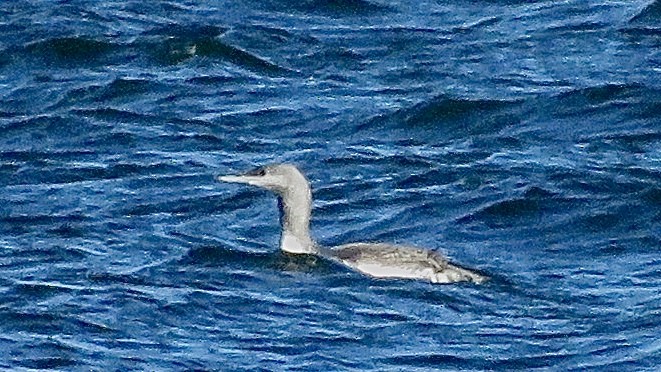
[[0, 0, 660, 370]]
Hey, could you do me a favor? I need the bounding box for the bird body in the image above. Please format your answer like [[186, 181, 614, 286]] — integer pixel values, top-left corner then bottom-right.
[[218, 164, 486, 284]]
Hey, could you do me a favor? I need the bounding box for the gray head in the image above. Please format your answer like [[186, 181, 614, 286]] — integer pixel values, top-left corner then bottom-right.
[[217, 163, 310, 196], [218, 163, 316, 254]]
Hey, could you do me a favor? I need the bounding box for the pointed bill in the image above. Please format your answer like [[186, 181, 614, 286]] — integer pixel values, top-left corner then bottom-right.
[[216, 174, 270, 188], [217, 175, 248, 183]]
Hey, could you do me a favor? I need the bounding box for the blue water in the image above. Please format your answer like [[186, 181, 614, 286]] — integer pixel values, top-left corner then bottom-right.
[[1, 0, 660, 370]]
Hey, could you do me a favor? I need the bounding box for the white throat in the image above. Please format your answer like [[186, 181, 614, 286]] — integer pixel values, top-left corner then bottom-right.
[[277, 181, 316, 254], [280, 230, 315, 254]]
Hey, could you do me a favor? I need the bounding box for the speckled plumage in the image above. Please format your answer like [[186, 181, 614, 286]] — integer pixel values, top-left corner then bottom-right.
[[326, 243, 485, 284]]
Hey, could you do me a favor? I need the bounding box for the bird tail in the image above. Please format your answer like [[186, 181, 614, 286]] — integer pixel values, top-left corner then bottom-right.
[[442, 264, 488, 284]]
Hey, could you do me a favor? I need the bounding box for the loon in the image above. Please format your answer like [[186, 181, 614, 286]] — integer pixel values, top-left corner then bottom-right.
[[218, 164, 486, 284]]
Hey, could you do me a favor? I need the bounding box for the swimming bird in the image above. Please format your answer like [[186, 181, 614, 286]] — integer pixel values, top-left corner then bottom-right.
[[218, 164, 486, 284]]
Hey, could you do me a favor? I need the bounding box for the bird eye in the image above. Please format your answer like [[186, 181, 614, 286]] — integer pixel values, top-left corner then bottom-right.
[[246, 167, 267, 176]]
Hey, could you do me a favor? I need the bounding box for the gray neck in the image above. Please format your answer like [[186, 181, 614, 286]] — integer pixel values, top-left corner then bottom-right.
[[278, 183, 316, 254]]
